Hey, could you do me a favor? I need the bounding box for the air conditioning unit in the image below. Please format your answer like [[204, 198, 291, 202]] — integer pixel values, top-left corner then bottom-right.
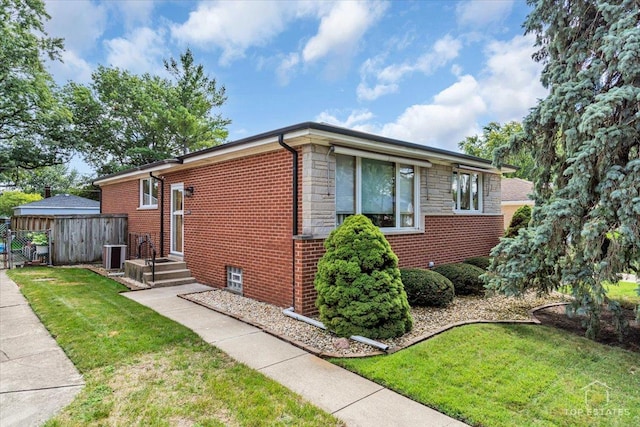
[[103, 244, 127, 270]]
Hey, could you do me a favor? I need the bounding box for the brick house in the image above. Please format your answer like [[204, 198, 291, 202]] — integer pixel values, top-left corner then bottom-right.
[[95, 122, 513, 315]]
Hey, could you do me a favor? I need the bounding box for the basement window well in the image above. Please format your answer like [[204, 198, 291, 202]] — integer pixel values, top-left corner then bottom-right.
[[226, 266, 243, 294]]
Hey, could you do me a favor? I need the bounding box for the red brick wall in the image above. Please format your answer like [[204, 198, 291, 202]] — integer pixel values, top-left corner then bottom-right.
[[101, 179, 161, 256], [295, 238, 325, 314], [295, 215, 503, 315], [171, 150, 295, 308], [390, 215, 503, 268], [101, 151, 503, 316]]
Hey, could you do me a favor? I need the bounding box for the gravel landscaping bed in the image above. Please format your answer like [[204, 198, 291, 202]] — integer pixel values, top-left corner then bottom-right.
[[182, 289, 570, 357]]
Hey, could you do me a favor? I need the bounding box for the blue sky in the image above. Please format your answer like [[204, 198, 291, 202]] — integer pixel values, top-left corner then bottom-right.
[[43, 0, 547, 174]]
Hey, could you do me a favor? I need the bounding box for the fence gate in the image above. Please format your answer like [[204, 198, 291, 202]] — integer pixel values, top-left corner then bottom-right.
[[0, 222, 7, 269], [2, 229, 52, 269]]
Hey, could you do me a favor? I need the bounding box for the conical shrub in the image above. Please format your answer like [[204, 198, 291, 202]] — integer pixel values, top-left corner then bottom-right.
[[314, 215, 413, 339]]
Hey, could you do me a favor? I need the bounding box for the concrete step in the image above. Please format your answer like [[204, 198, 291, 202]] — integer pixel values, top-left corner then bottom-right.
[[143, 269, 192, 282], [147, 277, 197, 288], [147, 261, 188, 272]]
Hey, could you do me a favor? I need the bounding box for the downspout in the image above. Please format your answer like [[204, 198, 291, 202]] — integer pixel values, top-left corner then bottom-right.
[[149, 173, 165, 257], [282, 308, 390, 352], [279, 134, 298, 312], [95, 184, 102, 213]]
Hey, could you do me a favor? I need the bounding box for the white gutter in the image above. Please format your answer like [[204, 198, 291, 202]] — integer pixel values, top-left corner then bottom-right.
[[307, 128, 507, 173], [93, 162, 177, 186], [333, 145, 433, 168], [282, 307, 390, 352]]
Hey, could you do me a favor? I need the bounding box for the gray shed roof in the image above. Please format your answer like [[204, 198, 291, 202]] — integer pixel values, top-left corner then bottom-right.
[[16, 194, 99, 209]]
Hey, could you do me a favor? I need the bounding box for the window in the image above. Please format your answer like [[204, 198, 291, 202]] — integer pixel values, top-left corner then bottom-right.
[[227, 266, 243, 294], [335, 154, 418, 229], [140, 178, 158, 208], [452, 171, 482, 212]]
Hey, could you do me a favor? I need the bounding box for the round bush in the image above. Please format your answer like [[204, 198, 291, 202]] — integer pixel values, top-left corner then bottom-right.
[[400, 268, 454, 307], [314, 215, 413, 339], [463, 256, 492, 270], [505, 205, 532, 238], [432, 263, 486, 296]]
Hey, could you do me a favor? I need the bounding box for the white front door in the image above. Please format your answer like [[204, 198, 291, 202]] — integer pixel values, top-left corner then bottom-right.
[[170, 183, 184, 255]]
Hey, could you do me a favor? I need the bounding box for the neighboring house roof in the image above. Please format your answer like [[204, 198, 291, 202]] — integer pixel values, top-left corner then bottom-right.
[[501, 178, 534, 204], [13, 194, 100, 216], [94, 121, 518, 186]]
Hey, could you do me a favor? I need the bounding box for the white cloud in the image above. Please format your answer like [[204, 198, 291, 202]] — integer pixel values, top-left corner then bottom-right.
[[456, 0, 514, 28], [104, 27, 167, 74], [316, 109, 375, 128], [276, 53, 300, 85], [357, 35, 462, 101], [479, 35, 546, 121], [302, 1, 387, 63], [377, 75, 486, 149], [48, 50, 94, 84], [109, 1, 156, 29], [275, 1, 387, 84], [356, 81, 398, 101], [327, 34, 546, 152], [171, 1, 299, 65], [44, 0, 107, 53]]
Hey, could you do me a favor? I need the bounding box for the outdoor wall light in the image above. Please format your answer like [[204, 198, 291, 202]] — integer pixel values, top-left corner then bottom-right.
[[185, 186, 195, 197]]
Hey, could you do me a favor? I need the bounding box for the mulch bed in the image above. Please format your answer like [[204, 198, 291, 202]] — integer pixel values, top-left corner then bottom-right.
[[534, 304, 640, 353]]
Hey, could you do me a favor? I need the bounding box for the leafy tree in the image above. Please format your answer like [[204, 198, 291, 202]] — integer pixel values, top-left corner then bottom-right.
[[486, 0, 640, 338], [459, 122, 535, 180], [11, 164, 91, 197], [65, 68, 174, 175], [66, 50, 229, 176], [315, 214, 413, 339], [505, 205, 532, 238], [0, 0, 77, 183], [0, 191, 41, 217], [164, 48, 230, 155]]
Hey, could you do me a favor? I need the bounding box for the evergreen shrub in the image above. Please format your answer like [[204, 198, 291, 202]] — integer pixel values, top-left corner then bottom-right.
[[432, 263, 486, 296], [505, 205, 532, 238], [314, 215, 413, 339], [463, 256, 492, 270], [400, 268, 454, 307]]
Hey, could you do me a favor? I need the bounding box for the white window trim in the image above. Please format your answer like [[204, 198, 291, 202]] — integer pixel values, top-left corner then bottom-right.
[[139, 177, 158, 209], [452, 169, 483, 214], [338, 154, 422, 232], [170, 183, 184, 255]]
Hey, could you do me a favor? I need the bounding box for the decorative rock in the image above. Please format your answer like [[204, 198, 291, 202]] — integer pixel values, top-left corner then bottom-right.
[[333, 338, 350, 350], [182, 288, 569, 357]]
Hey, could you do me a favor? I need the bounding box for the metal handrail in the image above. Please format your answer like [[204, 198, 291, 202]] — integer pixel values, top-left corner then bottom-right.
[[137, 234, 157, 283]]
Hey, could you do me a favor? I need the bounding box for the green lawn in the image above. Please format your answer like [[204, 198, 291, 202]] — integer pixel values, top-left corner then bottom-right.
[[605, 280, 640, 308], [333, 324, 640, 427], [8, 268, 341, 426]]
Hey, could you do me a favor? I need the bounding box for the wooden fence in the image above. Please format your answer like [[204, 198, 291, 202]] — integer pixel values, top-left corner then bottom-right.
[[11, 214, 127, 265]]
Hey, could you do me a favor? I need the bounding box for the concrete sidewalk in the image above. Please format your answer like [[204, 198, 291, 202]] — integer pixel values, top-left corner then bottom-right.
[[124, 284, 468, 427], [0, 270, 84, 427]]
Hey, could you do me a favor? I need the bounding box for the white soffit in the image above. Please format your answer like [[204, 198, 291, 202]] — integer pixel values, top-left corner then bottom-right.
[[333, 145, 433, 168], [93, 162, 177, 186], [181, 137, 280, 166], [306, 128, 505, 172]]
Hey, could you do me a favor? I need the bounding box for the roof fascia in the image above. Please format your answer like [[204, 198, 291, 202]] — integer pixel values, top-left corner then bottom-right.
[[303, 128, 511, 173], [93, 121, 516, 183], [93, 161, 179, 186]]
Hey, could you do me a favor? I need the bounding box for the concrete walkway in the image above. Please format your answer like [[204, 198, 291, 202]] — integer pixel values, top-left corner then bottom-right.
[[0, 270, 84, 427], [124, 284, 468, 427], [0, 269, 466, 427]]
